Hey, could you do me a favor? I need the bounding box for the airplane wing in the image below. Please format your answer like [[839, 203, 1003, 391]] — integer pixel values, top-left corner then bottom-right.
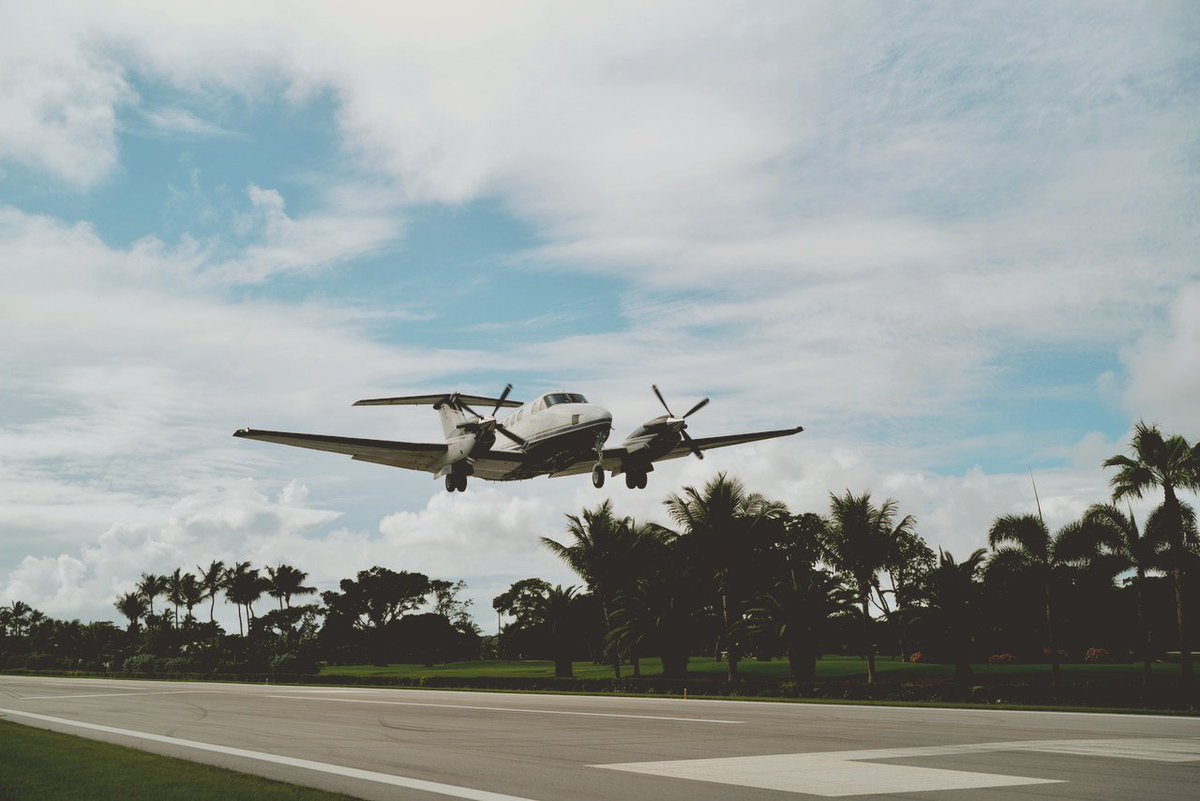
[[655, 425, 805, 462], [549, 425, 804, 477], [233, 429, 446, 473]]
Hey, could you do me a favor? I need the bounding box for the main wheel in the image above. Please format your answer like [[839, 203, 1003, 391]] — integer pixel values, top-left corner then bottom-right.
[[445, 474, 457, 493], [591, 465, 605, 488], [625, 472, 637, 489], [636, 472, 648, 489], [455, 473, 468, 492]]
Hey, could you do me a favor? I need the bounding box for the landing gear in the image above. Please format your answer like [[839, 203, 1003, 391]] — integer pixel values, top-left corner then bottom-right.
[[591, 430, 608, 489], [445, 472, 468, 492], [624, 471, 648, 490], [591, 464, 605, 489]]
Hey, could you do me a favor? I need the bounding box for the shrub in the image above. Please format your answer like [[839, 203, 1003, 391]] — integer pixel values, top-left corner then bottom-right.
[[122, 654, 161, 674], [988, 653, 1017, 665], [1085, 647, 1113, 664]]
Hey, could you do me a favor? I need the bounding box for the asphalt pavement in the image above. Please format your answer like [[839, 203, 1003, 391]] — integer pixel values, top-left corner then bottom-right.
[[2, 675, 1198, 800]]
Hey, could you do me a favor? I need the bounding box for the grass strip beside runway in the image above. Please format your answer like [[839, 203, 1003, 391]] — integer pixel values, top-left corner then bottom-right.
[[0, 719, 363, 801]]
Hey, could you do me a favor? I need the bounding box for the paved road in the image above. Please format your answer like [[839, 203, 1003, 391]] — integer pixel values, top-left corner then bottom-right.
[[2, 675, 1198, 800]]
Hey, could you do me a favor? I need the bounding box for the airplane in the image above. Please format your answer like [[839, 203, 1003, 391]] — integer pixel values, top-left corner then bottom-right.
[[233, 384, 803, 492]]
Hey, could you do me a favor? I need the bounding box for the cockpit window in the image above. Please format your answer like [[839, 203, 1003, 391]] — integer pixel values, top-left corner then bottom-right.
[[543, 392, 588, 407]]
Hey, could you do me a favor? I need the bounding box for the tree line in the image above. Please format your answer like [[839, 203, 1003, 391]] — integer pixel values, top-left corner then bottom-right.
[[2, 421, 1197, 687]]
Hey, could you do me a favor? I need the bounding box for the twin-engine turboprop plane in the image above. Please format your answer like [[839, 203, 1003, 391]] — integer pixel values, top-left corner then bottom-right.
[[233, 385, 803, 492]]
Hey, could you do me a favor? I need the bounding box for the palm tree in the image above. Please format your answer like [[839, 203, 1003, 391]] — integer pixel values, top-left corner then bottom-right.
[[6, 601, 32, 638], [665, 473, 787, 681], [751, 565, 855, 685], [265, 564, 316, 610], [1078, 503, 1161, 685], [1104, 422, 1200, 681], [165, 568, 185, 628], [542, 501, 647, 678], [927, 549, 987, 681], [540, 585, 578, 678], [197, 560, 226, 624], [137, 573, 166, 617], [223, 561, 255, 636], [988, 513, 1088, 686], [179, 573, 204, 623], [606, 533, 697, 679], [822, 491, 915, 683], [114, 592, 148, 632]]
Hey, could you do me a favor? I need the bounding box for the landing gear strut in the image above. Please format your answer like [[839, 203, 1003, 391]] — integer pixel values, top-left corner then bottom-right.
[[445, 472, 468, 492], [591, 431, 607, 489]]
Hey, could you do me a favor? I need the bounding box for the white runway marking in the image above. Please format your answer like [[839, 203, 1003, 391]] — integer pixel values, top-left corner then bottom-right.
[[18, 690, 208, 701], [268, 694, 743, 724], [0, 708, 539, 801], [597, 738, 1200, 797]]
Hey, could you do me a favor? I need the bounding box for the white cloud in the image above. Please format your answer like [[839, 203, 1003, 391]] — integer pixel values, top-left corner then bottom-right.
[[1120, 284, 1200, 435], [0, 2, 1196, 628]]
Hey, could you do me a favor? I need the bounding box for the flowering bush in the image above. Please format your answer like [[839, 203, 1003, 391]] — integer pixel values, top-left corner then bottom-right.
[[988, 653, 1017, 665], [1085, 647, 1113, 664], [908, 652, 923, 664]]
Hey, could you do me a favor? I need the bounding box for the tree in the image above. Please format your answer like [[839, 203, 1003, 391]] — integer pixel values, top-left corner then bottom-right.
[[114, 592, 148, 633], [137, 573, 167, 617], [6, 601, 32, 638], [197, 560, 226, 624], [1077, 503, 1164, 684], [543, 501, 646, 678], [665, 473, 787, 681], [751, 565, 855, 685], [165, 568, 185, 628], [926, 549, 986, 680], [541, 585, 579, 678], [179, 572, 204, 623], [878, 526, 935, 661], [266, 564, 316, 611], [321, 567, 433, 664], [223, 561, 258, 636], [822, 491, 915, 683], [987, 513, 1087, 685], [1104, 422, 1200, 682]]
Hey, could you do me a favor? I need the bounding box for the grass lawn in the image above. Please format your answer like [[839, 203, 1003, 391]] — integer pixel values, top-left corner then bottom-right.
[[0, 719, 361, 801], [320, 655, 1185, 682]]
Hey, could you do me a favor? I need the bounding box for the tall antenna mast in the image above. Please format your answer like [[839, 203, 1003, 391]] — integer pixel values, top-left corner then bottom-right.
[[1029, 466, 1045, 524]]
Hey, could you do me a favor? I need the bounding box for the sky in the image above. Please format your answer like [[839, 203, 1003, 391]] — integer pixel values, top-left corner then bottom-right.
[[2, 1, 1198, 632]]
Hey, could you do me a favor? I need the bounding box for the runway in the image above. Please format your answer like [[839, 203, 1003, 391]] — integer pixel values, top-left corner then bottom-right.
[[2, 675, 1198, 800]]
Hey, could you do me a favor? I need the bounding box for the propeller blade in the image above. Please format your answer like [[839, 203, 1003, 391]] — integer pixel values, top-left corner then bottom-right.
[[681, 430, 704, 460], [682, 397, 709, 418], [491, 383, 513, 416], [496, 424, 526, 446], [651, 384, 674, 417]]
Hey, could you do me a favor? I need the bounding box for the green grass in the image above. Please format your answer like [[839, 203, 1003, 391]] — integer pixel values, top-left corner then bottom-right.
[[320, 655, 1185, 682], [0, 719, 362, 801]]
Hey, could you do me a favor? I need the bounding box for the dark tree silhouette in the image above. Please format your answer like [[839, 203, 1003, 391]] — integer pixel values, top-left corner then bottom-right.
[[823, 491, 915, 683], [1105, 422, 1200, 682]]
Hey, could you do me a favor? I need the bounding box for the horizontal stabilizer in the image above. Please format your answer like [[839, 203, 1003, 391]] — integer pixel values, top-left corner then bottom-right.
[[353, 393, 523, 408]]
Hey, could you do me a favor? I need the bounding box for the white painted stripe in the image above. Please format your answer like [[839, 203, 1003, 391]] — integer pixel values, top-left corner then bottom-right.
[[597, 737, 1200, 796], [0, 707, 539, 801], [19, 690, 209, 700], [268, 695, 742, 724], [599, 752, 1059, 797]]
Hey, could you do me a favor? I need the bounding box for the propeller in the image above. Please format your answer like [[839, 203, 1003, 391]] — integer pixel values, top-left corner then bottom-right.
[[651, 384, 708, 459], [456, 384, 526, 445]]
